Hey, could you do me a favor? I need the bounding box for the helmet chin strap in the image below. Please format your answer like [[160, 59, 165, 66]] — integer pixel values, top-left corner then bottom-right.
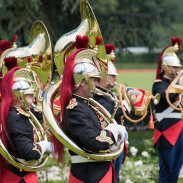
[[162, 62, 172, 74], [21, 93, 29, 110], [162, 63, 176, 80], [14, 91, 29, 110], [85, 77, 94, 92], [100, 73, 110, 88]]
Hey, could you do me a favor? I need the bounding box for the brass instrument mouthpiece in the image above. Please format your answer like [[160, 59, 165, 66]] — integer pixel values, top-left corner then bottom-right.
[[31, 103, 42, 112], [115, 82, 120, 86]]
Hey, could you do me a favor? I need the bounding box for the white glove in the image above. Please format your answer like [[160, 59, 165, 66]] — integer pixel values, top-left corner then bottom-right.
[[117, 125, 126, 143], [105, 123, 119, 142], [37, 141, 54, 158], [105, 124, 128, 144], [122, 100, 131, 113], [117, 125, 129, 145], [124, 128, 129, 145]]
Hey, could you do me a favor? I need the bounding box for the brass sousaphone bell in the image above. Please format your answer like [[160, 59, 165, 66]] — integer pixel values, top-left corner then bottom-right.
[[43, 0, 124, 161], [0, 20, 53, 171]]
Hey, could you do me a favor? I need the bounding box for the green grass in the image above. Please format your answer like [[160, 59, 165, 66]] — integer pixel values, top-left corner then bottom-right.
[[115, 62, 158, 69], [128, 130, 154, 152], [116, 71, 156, 92]]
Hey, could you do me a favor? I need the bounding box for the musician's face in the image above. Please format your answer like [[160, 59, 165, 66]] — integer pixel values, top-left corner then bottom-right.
[[106, 74, 117, 88], [167, 65, 180, 78], [81, 77, 99, 98], [25, 94, 35, 108]]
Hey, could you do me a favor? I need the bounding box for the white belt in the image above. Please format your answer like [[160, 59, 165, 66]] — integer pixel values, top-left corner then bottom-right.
[[155, 112, 181, 122], [71, 155, 110, 164], [155, 100, 180, 122]]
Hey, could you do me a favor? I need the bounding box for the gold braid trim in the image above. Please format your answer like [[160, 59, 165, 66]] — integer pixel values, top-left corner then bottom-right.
[[96, 130, 113, 145], [32, 144, 41, 156]]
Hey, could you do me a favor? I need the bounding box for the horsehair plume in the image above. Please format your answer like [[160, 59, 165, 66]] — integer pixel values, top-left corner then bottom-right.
[[12, 35, 17, 43], [105, 44, 115, 54], [75, 35, 89, 49], [27, 57, 32, 63], [4, 56, 18, 71], [0, 67, 20, 148], [96, 37, 102, 46], [0, 40, 11, 56], [171, 37, 181, 49]]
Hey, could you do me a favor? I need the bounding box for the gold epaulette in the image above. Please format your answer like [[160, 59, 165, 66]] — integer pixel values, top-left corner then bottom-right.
[[96, 92, 104, 96], [15, 106, 30, 117], [66, 98, 78, 109]]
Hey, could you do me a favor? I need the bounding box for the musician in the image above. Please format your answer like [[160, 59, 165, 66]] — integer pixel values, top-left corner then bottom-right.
[[93, 44, 128, 183], [0, 65, 52, 183], [52, 35, 126, 183], [152, 37, 183, 183]]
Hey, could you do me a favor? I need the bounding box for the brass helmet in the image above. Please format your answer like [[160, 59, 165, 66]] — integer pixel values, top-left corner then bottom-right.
[[156, 37, 182, 79], [63, 35, 101, 92], [105, 44, 118, 76], [1, 64, 37, 108], [12, 68, 38, 109]]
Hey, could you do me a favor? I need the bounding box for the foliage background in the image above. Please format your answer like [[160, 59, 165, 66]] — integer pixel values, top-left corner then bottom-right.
[[1, 0, 183, 57]]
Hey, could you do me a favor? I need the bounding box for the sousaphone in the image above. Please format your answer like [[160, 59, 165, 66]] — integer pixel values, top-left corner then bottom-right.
[[43, 0, 124, 161], [0, 20, 52, 171]]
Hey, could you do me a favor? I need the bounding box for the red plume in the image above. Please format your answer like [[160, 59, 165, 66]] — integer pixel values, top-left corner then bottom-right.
[[12, 35, 17, 43], [4, 56, 18, 71], [0, 40, 11, 56], [96, 37, 102, 46], [47, 55, 51, 60], [27, 57, 32, 63], [75, 35, 89, 49], [105, 44, 115, 54], [0, 67, 20, 151], [171, 37, 181, 48], [156, 46, 167, 80], [38, 56, 43, 63]]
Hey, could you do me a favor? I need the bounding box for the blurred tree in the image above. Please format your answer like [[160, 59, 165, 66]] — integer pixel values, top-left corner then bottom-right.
[[99, 0, 183, 52], [0, 0, 183, 52]]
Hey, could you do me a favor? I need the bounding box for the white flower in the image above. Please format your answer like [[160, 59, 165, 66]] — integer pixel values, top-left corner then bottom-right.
[[134, 160, 143, 166], [126, 161, 133, 169], [141, 151, 149, 158], [130, 146, 138, 157], [125, 178, 133, 183]]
